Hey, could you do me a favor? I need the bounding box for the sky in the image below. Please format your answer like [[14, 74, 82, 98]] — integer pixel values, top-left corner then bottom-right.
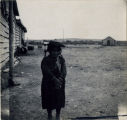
[[17, 0, 127, 40]]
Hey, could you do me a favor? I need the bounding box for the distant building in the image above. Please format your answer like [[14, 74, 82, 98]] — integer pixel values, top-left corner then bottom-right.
[[102, 36, 116, 46], [117, 41, 127, 46]]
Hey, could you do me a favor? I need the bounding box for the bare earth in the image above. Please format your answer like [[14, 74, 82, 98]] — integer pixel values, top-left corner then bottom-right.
[[1, 45, 127, 120]]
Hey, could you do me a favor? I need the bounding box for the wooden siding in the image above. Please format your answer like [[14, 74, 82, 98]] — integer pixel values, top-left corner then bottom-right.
[[0, 11, 9, 68], [13, 18, 16, 52], [15, 24, 21, 47], [0, 7, 27, 69], [0, 11, 22, 68]]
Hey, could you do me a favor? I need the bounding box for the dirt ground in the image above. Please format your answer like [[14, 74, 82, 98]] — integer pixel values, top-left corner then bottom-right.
[[1, 45, 127, 120]]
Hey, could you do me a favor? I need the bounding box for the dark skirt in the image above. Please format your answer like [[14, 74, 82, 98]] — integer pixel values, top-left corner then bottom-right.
[[41, 78, 65, 110]]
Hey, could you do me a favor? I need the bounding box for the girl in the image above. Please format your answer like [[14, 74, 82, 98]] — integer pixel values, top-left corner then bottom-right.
[[41, 41, 67, 120]]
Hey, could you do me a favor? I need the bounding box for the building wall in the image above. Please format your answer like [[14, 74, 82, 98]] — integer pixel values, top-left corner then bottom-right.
[[0, 0, 27, 89], [0, 14, 23, 69], [0, 14, 19, 69], [0, 7, 10, 88], [15, 23, 26, 47], [0, 10, 9, 68], [15, 24, 21, 47], [13, 16, 16, 54], [102, 39, 116, 46], [22, 31, 25, 40]]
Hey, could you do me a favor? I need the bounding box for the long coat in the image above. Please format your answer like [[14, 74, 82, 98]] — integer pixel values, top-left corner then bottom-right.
[[41, 55, 67, 110]]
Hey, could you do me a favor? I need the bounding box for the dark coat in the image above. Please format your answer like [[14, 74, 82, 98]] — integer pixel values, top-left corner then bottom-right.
[[41, 55, 67, 110]]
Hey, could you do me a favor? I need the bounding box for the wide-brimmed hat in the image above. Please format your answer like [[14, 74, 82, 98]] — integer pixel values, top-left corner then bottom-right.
[[47, 41, 65, 52]]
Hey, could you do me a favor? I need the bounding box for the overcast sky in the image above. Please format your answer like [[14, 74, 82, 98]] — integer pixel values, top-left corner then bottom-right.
[[17, 0, 126, 40]]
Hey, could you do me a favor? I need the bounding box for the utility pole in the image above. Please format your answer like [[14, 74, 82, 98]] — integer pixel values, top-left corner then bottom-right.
[[63, 29, 64, 41], [9, 0, 14, 86], [126, 1, 127, 41]]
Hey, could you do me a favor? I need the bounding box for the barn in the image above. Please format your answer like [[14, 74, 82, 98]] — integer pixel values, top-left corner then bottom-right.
[[0, 0, 27, 88], [102, 36, 117, 46]]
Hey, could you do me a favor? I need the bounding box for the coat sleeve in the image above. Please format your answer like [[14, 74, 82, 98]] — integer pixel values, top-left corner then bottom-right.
[[60, 56, 67, 79]]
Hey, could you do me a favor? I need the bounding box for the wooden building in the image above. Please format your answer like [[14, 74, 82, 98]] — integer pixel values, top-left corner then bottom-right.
[[0, 0, 27, 88], [102, 36, 117, 46], [0, 0, 27, 68], [15, 19, 27, 47]]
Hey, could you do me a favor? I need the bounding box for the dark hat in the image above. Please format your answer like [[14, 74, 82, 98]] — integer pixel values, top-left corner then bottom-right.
[[47, 41, 65, 52]]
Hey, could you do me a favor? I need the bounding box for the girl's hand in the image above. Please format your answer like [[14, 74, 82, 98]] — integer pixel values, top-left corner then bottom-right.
[[54, 78, 62, 89]]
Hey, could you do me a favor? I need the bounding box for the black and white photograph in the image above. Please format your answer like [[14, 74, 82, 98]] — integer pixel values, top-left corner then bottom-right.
[[0, 0, 127, 120]]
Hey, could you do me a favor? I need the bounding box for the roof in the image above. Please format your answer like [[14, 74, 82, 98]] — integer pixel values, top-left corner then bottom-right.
[[103, 36, 116, 41], [16, 19, 27, 32], [13, 0, 19, 16]]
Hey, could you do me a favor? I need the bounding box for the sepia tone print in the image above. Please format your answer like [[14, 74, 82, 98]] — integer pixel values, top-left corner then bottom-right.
[[0, 0, 127, 120]]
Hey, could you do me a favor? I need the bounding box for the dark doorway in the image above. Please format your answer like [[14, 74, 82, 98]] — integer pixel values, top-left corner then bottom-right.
[[107, 40, 110, 46]]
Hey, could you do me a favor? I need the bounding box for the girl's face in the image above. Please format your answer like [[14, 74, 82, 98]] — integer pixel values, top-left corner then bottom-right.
[[50, 50, 59, 58], [50, 48, 61, 58]]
